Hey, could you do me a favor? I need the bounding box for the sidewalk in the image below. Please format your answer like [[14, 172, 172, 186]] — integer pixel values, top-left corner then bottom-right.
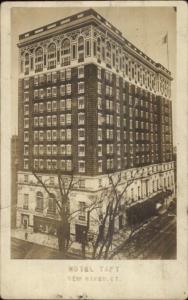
[[12, 229, 58, 249], [11, 212, 165, 259]]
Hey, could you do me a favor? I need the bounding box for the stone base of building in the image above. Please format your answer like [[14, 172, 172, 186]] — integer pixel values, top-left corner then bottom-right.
[[16, 162, 176, 247]]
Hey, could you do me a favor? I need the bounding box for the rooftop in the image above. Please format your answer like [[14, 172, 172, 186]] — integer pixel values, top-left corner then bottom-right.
[[18, 8, 171, 76]]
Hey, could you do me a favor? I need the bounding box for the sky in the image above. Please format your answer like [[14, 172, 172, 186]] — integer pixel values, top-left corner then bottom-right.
[[11, 5, 176, 141]]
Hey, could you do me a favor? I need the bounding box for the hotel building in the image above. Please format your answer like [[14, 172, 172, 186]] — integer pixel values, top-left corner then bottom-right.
[[16, 9, 175, 242]]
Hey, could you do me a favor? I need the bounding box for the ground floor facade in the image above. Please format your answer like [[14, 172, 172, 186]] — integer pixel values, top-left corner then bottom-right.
[[16, 162, 175, 244]]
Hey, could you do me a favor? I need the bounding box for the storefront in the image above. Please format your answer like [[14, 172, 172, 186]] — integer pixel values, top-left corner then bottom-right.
[[33, 215, 60, 236], [126, 191, 166, 225]]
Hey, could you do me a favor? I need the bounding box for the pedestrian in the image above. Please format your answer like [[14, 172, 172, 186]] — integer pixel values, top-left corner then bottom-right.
[[25, 231, 28, 240]]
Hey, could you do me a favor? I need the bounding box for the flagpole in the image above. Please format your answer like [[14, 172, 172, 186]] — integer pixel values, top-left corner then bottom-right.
[[166, 33, 169, 70]]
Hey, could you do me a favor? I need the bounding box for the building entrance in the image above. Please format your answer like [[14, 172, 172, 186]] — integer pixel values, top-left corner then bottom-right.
[[75, 224, 87, 243]]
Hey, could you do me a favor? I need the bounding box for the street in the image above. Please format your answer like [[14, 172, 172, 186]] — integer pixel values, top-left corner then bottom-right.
[[11, 212, 176, 260], [113, 212, 176, 260], [11, 238, 80, 259]]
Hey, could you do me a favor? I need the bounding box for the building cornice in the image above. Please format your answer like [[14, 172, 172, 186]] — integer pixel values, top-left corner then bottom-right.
[[18, 8, 172, 80]]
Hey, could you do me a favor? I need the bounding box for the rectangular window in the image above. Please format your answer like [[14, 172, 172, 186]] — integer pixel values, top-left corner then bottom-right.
[[47, 73, 51, 83], [78, 66, 84, 79], [98, 68, 102, 80], [78, 82, 84, 94], [52, 87, 57, 97], [39, 117, 44, 127], [60, 99, 66, 111], [66, 129, 72, 141], [98, 113, 103, 126], [24, 118, 29, 129], [60, 144, 65, 155], [97, 97, 102, 110], [24, 78, 29, 89], [47, 87, 51, 98], [39, 131, 44, 141], [52, 130, 57, 141], [98, 160, 102, 173], [39, 89, 44, 99], [34, 76, 38, 86], [60, 114, 65, 126], [98, 82, 102, 95], [78, 97, 84, 109], [47, 160, 51, 170], [24, 91, 29, 102], [39, 145, 44, 155], [34, 90, 39, 99], [98, 129, 102, 141], [34, 117, 38, 127], [33, 131, 38, 142], [78, 128, 85, 141], [79, 202, 86, 219], [51, 160, 57, 170], [52, 115, 57, 126], [66, 69, 71, 80], [60, 70, 65, 81], [60, 85, 65, 96], [66, 144, 72, 155], [66, 114, 72, 125], [60, 160, 66, 171], [23, 194, 29, 209], [78, 113, 85, 125], [24, 105, 29, 116], [66, 84, 71, 95], [78, 161, 85, 173], [39, 103, 44, 113], [47, 116, 51, 126], [47, 102, 51, 112], [47, 130, 51, 141], [67, 160, 72, 171], [24, 145, 29, 156], [24, 159, 29, 170], [60, 129, 66, 141], [52, 145, 57, 155], [98, 144, 102, 156], [66, 99, 71, 110], [78, 144, 85, 157], [52, 101, 57, 112], [34, 103, 38, 113], [52, 72, 57, 83]]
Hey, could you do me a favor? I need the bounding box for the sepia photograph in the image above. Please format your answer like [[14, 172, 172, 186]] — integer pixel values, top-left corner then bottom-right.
[[1, 1, 188, 299], [10, 6, 177, 260]]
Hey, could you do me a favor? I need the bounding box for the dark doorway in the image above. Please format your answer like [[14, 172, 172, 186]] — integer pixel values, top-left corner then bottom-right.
[[75, 224, 87, 243]]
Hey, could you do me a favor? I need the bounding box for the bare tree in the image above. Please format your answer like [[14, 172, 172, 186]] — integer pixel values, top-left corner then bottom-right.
[[91, 169, 149, 259], [32, 170, 104, 258], [33, 170, 79, 257], [32, 167, 153, 259]]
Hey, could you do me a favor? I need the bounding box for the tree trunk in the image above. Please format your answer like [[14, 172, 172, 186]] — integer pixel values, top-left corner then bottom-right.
[[57, 209, 70, 257]]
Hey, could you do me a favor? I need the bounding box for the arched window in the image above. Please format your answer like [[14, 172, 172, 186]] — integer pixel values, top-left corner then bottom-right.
[[24, 53, 30, 75], [61, 38, 71, 66], [78, 36, 84, 62], [36, 191, 43, 211], [47, 43, 56, 69], [106, 41, 111, 66], [35, 47, 43, 72], [48, 193, 56, 214], [97, 37, 101, 61]]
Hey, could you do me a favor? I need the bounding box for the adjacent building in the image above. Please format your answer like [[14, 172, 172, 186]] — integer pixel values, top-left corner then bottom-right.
[[16, 9, 175, 242], [11, 135, 19, 228]]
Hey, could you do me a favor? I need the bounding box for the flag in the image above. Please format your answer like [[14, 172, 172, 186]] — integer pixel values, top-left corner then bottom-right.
[[162, 34, 168, 44]]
